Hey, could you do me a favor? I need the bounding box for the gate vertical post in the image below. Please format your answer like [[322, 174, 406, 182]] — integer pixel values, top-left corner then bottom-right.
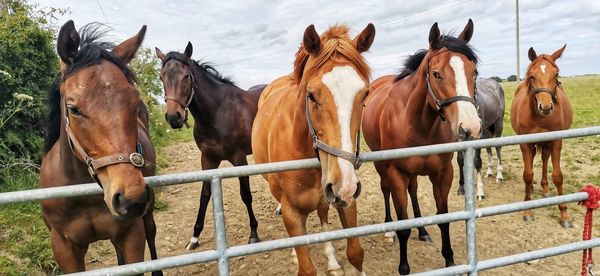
[[464, 147, 478, 275], [211, 177, 230, 276]]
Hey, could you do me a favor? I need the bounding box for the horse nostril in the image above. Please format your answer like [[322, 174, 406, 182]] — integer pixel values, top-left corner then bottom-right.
[[324, 183, 335, 201], [176, 111, 182, 119], [112, 192, 128, 215], [353, 182, 362, 199]]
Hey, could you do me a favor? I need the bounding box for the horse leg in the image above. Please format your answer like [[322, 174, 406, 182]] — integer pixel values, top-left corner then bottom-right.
[[232, 155, 260, 244], [541, 146, 551, 198], [475, 148, 485, 200], [281, 200, 316, 276], [387, 166, 411, 275], [186, 155, 221, 250], [520, 144, 536, 221], [143, 203, 163, 276], [485, 147, 494, 178], [429, 168, 456, 268], [495, 146, 504, 183], [50, 230, 87, 272], [116, 219, 146, 273], [376, 162, 395, 242], [408, 177, 431, 242], [457, 151, 466, 195], [551, 140, 573, 228], [317, 204, 343, 275], [336, 201, 365, 276]]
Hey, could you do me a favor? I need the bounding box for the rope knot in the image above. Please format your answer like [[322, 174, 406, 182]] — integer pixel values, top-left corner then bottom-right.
[[580, 184, 600, 276], [579, 184, 600, 210]]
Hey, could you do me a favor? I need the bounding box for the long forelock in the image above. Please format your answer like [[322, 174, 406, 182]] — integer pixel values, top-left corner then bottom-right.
[[292, 25, 371, 86]]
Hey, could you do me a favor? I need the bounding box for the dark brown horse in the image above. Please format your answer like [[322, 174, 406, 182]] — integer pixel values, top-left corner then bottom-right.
[[362, 20, 480, 274], [40, 21, 161, 274], [510, 45, 572, 228], [155, 43, 266, 249], [252, 24, 375, 276]]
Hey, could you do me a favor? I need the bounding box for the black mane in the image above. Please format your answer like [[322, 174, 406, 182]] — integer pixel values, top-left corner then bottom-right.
[[395, 35, 478, 82], [164, 52, 235, 85], [44, 23, 137, 154]]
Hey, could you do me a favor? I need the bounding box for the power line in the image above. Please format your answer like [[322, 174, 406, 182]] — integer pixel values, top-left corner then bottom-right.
[[96, 0, 109, 23]]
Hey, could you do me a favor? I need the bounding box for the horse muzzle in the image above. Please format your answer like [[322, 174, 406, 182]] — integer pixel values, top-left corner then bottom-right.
[[324, 181, 361, 208], [538, 103, 554, 116], [112, 184, 151, 220], [165, 111, 185, 129]]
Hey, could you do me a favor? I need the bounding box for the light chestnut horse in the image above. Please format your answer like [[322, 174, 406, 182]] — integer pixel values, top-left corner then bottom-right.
[[40, 21, 161, 274], [362, 20, 480, 274], [510, 45, 573, 228], [251, 24, 375, 276]]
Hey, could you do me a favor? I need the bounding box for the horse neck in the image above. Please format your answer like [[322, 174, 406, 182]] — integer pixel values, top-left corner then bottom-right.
[[187, 67, 234, 125], [290, 83, 314, 155]]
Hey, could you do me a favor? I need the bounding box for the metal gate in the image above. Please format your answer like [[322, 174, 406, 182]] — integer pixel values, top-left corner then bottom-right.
[[1, 126, 600, 275]]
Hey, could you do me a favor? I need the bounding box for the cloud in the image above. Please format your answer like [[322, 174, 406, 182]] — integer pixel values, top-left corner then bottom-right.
[[34, 0, 599, 88]]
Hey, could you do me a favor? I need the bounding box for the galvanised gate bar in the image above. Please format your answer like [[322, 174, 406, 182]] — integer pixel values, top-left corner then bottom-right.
[[2, 126, 600, 275]]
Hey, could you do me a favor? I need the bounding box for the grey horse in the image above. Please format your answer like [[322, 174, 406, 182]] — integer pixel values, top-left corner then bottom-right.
[[457, 78, 506, 200]]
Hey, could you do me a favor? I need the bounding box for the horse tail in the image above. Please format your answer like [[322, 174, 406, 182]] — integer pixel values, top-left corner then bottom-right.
[[143, 190, 163, 276]]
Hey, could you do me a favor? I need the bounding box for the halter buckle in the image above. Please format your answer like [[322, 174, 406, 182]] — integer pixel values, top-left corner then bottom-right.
[[129, 152, 146, 168]]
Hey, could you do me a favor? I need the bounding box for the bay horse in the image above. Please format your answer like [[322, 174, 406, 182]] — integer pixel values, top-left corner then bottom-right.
[[457, 77, 506, 200], [252, 24, 375, 276], [40, 21, 161, 274], [362, 19, 480, 274], [510, 44, 572, 228], [155, 42, 266, 249]]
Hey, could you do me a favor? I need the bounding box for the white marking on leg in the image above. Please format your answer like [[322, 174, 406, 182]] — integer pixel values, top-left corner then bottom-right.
[[321, 223, 342, 272], [449, 56, 480, 138], [497, 164, 504, 182], [486, 152, 494, 177], [275, 203, 282, 215], [384, 231, 396, 243], [322, 65, 365, 202], [190, 236, 199, 243], [540, 63, 547, 74], [291, 248, 298, 264], [476, 170, 485, 200], [349, 265, 367, 276]]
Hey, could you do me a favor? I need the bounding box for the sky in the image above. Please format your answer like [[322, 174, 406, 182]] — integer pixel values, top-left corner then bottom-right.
[[31, 0, 600, 89]]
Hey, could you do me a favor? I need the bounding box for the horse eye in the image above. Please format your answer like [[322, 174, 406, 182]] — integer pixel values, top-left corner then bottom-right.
[[432, 71, 442, 79], [67, 106, 83, 116], [307, 92, 317, 103]]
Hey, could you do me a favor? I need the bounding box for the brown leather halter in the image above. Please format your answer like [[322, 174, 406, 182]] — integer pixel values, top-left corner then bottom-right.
[[161, 55, 196, 128], [305, 94, 362, 169], [64, 101, 150, 187], [425, 50, 478, 121]]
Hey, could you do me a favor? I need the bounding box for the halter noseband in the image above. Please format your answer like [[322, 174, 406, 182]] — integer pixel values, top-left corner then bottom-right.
[[425, 50, 478, 121], [64, 101, 151, 188], [305, 94, 362, 169], [161, 55, 196, 128]]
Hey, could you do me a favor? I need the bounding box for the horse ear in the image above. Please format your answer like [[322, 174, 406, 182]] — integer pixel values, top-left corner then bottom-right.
[[550, 44, 566, 61], [458, 18, 474, 43], [57, 20, 80, 65], [184, 41, 193, 58], [428, 22, 442, 50], [303, 24, 321, 56], [528, 47, 537, 62], [352, 23, 376, 53], [112, 25, 147, 64], [155, 47, 166, 62]]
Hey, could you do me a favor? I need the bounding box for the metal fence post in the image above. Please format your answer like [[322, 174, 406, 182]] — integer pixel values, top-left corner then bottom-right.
[[211, 177, 230, 276], [464, 147, 478, 275]]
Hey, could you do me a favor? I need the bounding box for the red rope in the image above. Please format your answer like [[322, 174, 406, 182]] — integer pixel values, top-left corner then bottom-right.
[[579, 184, 600, 276]]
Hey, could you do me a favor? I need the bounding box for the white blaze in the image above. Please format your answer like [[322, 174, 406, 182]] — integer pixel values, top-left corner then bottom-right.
[[540, 63, 547, 74], [449, 56, 480, 138], [322, 65, 364, 200]]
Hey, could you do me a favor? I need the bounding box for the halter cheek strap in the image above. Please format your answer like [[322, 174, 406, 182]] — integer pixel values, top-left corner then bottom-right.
[[305, 94, 362, 169], [64, 101, 151, 187]]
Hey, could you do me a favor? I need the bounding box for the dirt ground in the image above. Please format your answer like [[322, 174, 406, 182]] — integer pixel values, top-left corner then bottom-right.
[[86, 138, 600, 275]]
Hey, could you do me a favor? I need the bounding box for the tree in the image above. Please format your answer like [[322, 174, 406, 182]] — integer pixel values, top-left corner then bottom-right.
[[0, 0, 62, 174], [490, 76, 502, 82], [506, 75, 518, 82]]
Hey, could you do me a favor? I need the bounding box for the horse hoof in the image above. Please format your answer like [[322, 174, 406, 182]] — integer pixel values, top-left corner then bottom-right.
[[248, 237, 261, 244], [457, 187, 465, 195], [446, 260, 457, 267], [560, 220, 573, 228], [477, 195, 486, 201], [398, 263, 410, 275], [496, 177, 504, 183], [151, 271, 164, 276], [275, 208, 282, 216], [384, 232, 396, 243], [419, 235, 433, 243], [523, 215, 535, 222], [327, 268, 345, 276], [185, 241, 199, 251], [543, 193, 551, 198]]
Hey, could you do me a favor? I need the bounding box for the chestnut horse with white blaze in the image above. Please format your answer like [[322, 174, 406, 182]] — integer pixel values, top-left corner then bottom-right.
[[40, 21, 161, 274], [510, 44, 573, 228], [362, 20, 480, 274], [252, 24, 375, 276]]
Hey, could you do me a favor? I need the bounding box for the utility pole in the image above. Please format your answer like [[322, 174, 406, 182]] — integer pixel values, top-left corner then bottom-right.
[[515, 0, 520, 81]]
